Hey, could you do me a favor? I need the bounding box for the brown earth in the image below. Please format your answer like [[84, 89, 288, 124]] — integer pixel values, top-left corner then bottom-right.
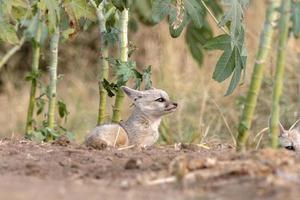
[[0, 138, 300, 200]]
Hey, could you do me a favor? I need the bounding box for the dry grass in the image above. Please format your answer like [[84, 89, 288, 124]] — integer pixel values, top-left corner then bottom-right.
[[0, 1, 299, 146]]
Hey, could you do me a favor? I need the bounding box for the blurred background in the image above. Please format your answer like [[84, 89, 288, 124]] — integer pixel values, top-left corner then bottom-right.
[[0, 0, 299, 146]]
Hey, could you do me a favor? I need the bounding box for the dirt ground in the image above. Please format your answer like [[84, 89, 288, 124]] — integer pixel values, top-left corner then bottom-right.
[[0, 138, 300, 200]]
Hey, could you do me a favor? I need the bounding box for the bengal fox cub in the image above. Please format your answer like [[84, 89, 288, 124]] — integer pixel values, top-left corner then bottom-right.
[[85, 86, 178, 148], [278, 122, 300, 152]]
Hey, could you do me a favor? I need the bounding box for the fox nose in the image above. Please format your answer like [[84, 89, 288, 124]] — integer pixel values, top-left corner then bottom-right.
[[173, 102, 178, 107]]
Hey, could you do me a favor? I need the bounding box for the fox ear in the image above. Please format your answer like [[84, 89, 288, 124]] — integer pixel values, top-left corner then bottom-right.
[[290, 119, 300, 131], [279, 122, 285, 136], [121, 86, 142, 100]]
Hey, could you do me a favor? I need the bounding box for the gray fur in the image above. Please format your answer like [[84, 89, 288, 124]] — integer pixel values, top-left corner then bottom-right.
[[278, 122, 300, 152], [85, 86, 177, 147]]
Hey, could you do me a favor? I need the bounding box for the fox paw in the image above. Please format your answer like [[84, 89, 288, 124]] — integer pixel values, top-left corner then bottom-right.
[[139, 145, 154, 151]]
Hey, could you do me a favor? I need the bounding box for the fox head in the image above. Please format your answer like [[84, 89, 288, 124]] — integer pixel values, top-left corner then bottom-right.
[[121, 86, 178, 118], [278, 122, 300, 152]]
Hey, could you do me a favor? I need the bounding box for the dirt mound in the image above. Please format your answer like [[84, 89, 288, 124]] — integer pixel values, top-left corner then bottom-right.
[[0, 139, 299, 200]]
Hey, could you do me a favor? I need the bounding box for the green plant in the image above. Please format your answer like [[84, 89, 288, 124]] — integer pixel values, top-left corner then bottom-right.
[[269, 0, 291, 148], [236, 0, 280, 151]]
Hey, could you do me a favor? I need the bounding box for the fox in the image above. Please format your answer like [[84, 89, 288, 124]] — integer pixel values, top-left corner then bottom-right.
[[278, 121, 300, 152], [85, 86, 178, 148]]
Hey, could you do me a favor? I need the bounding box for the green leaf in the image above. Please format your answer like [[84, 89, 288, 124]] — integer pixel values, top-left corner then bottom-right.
[[219, 0, 247, 45], [43, 0, 60, 33], [103, 27, 119, 46], [112, 0, 131, 11], [57, 100, 69, 120], [30, 131, 47, 142], [292, 2, 300, 38], [0, 20, 19, 44], [134, 0, 156, 25], [63, 0, 96, 21], [24, 13, 39, 39], [102, 78, 118, 97], [152, 0, 172, 24], [36, 98, 46, 116], [213, 47, 235, 82], [25, 70, 41, 81], [116, 60, 136, 86], [143, 65, 153, 90], [206, 0, 223, 17], [225, 53, 242, 96], [168, 6, 190, 38], [203, 34, 231, 50], [184, 0, 204, 28], [212, 27, 247, 95], [186, 22, 213, 66], [62, 28, 75, 40]]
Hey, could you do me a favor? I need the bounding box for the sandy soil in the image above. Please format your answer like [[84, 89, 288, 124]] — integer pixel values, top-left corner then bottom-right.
[[0, 138, 300, 200]]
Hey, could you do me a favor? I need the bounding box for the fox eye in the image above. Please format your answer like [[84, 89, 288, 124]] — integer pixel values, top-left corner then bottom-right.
[[155, 98, 165, 102]]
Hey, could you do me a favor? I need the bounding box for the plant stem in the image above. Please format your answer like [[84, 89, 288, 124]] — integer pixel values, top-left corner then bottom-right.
[[95, 1, 110, 125], [47, 28, 60, 130], [269, 0, 291, 148], [25, 23, 42, 135], [236, 0, 280, 151], [200, 0, 229, 35], [0, 37, 25, 70], [112, 8, 129, 123]]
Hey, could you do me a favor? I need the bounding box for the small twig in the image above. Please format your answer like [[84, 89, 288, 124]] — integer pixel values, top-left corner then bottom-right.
[[200, 126, 210, 144], [211, 98, 236, 147], [253, 127, 269, 142], [145, 176, 177, 186], [113, 127, 121, 147], [118, 145, 135, 150], [200, 0, 230, 35], [254, 127, 268, 150], [0, 37, 25, 70]]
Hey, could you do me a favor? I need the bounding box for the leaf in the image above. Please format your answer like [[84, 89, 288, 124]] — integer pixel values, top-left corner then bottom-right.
[[225, 53, 242, 95], [57, 100, 69, 120], [212, 47, 235, 82], [62, 28, 75, 40], [206, 0, 223, 17], [143, 65, 153, 90], [184, 0, 204, 28], [63, 0, 96, 21], [168, 5, 191, 38], [116, 60, 136, 86], [36, 98, 46, 116], [31, 131, 47, 142], [103, 27, 119, 46], [203, 34, 231, 50], [134, 0, 156, 25], [212, 27, 247, 95], [102, 78, 118, 97], [292, 2, 300, 38], [152, 0, 172, 24], [44, 0, 60, 33], [25, 70, 41, 81], [186, 22, 213, 66], [112, 0, 131, 11], [219, 0, 247, 45], [24, 13, 40, 39], [0, 20, 19, 44]]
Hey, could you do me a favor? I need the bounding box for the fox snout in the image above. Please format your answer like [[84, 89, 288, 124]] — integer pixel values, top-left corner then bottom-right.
[[165, 101, 178, 112]]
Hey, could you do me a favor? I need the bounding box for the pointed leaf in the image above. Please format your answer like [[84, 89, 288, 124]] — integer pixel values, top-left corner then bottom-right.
[[152, 0, 172, 24], [203, 34, 231, 50], [184, 0, 204, 28]]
